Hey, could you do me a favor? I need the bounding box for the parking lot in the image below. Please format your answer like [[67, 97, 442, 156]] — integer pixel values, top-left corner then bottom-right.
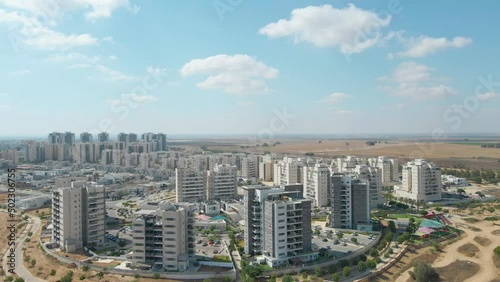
[[311, 227, 378, 258], [194, 234, 230, 261]]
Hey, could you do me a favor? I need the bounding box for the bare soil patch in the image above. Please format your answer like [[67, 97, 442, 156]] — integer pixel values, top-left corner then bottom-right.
[[473, 236, 492, 246], [436, 260, 480, 282], [457, 243, 480, 257]]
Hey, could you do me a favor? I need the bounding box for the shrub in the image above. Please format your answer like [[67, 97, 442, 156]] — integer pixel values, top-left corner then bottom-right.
[[49, 269, 56, 276], [358, 261, 367, 272], [332, 273, 339, 282], [409, 261, 439, 282], [343, 266, 351, 277], [366, 260, 377, 269]]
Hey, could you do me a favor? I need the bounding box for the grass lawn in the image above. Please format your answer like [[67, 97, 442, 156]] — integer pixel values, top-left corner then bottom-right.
[[213, 255, 231, 262], [92, 246, 116, 255]]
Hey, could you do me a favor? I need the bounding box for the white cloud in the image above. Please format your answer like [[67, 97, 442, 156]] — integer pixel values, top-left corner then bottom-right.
[[320, 92, 351, 104], [95, 65, 139, 81], [0, 93, 9, 97], [0, 8, 100, 50], [476, 92, 497, 101], [108, 55, 117, 60], [181, 54, 278, 94], [238, 101, 256, 107], [397, 36, 472, 57], [259, 4, 391, 54], [10, 69, 30, 75], [379, 61, 456, 100], [106, 93, 157, 106], [0, 0, 139, 21]]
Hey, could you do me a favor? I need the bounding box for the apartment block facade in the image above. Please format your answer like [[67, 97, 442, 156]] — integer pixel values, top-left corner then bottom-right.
[[395, 159, 442, 202], [52, 181, 106, 252], [303, 163, 330, 207], [243, 185, 317, 267], [175, 168, 207, 203], [330, 174, 371, 230], [132, 202, 195, 271]]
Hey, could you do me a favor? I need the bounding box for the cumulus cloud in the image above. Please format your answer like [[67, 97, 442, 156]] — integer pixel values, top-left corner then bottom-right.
[[320, 92, 351, 104], [476, 92, 497, 101], [379, 61, 456, 100], [397, 36, 472, 57], [0, 0, 139, 21], [181, 54, 278, 94], [259, 4, 392, 54]]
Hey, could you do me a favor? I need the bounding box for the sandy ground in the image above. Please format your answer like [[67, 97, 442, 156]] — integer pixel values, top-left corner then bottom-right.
[[432, 217, 500, 282], [202, 139, 500, 169], [393, 214, 500, 282]]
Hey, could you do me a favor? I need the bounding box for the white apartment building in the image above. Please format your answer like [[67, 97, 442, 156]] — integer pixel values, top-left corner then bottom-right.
[[207, 164, 237, 200], [175, 168, 207, 203], [374, 156, 399, 184], [52, 181, 106, 252], [354, 165, 384, 208], [395, 159, 442, 202], [259, 161, 274, 181], [442, 175, 468, 186], [303, 163, 330, 207], [243, 185, 317, 267], [241, 155, 259, 179], [274, 157, 303, 185], [132, 202, 195, 271]]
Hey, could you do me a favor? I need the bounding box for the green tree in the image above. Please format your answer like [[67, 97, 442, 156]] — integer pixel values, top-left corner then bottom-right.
[[82, 264, 90, 272], [493, 246, 500, 257], [358, 261, 367, 272], [314, 229, 321, 237], [314, 266, 323, 277], [79, 274, 86, 281], [433, 242, 441, 252], [351, 237, 358, 244], [301, 271, 309, 280], [370, 248, 379, 257], [49, 269, 56, 276], [30, 258, 36, 267], [282, 275, 293, 282], [96, 271, 105, 280], [343, 266, 351, 277], [14, 278, 25, 282], [337, 231, 344, 239], [153, 273, 161, 279], [409, 261, 439, 282], [331, 273, 340, 282], [6, 276, 14, 282], [366, 259, 377, 269], [268, 274, 276, 282], [60, 271, 74, 282]]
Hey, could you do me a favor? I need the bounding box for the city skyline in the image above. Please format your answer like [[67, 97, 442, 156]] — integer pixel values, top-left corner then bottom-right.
[[1, 1, 500, 136]]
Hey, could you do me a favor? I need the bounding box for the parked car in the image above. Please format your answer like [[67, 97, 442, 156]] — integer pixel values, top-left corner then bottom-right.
[[333, 239, 340, 245], [202, 242, 208, 246], [322, 238, 328, 242], [341, 242, 347, 246], [353, 232, 359, 236]]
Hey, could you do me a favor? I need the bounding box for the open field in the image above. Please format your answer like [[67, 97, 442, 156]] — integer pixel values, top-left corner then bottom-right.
[[190, 138, 500, 169]]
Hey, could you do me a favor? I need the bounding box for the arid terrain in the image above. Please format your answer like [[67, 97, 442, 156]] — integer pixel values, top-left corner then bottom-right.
[[376, 203, 500, 282], [189, 138, 500, 169]]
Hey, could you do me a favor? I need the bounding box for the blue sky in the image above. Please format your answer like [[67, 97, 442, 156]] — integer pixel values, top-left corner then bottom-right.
[[0, 0, 499, 137]]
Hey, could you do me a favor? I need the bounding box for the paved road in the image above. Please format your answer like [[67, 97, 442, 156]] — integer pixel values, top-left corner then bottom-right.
[[2, 212, 45, 282]]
